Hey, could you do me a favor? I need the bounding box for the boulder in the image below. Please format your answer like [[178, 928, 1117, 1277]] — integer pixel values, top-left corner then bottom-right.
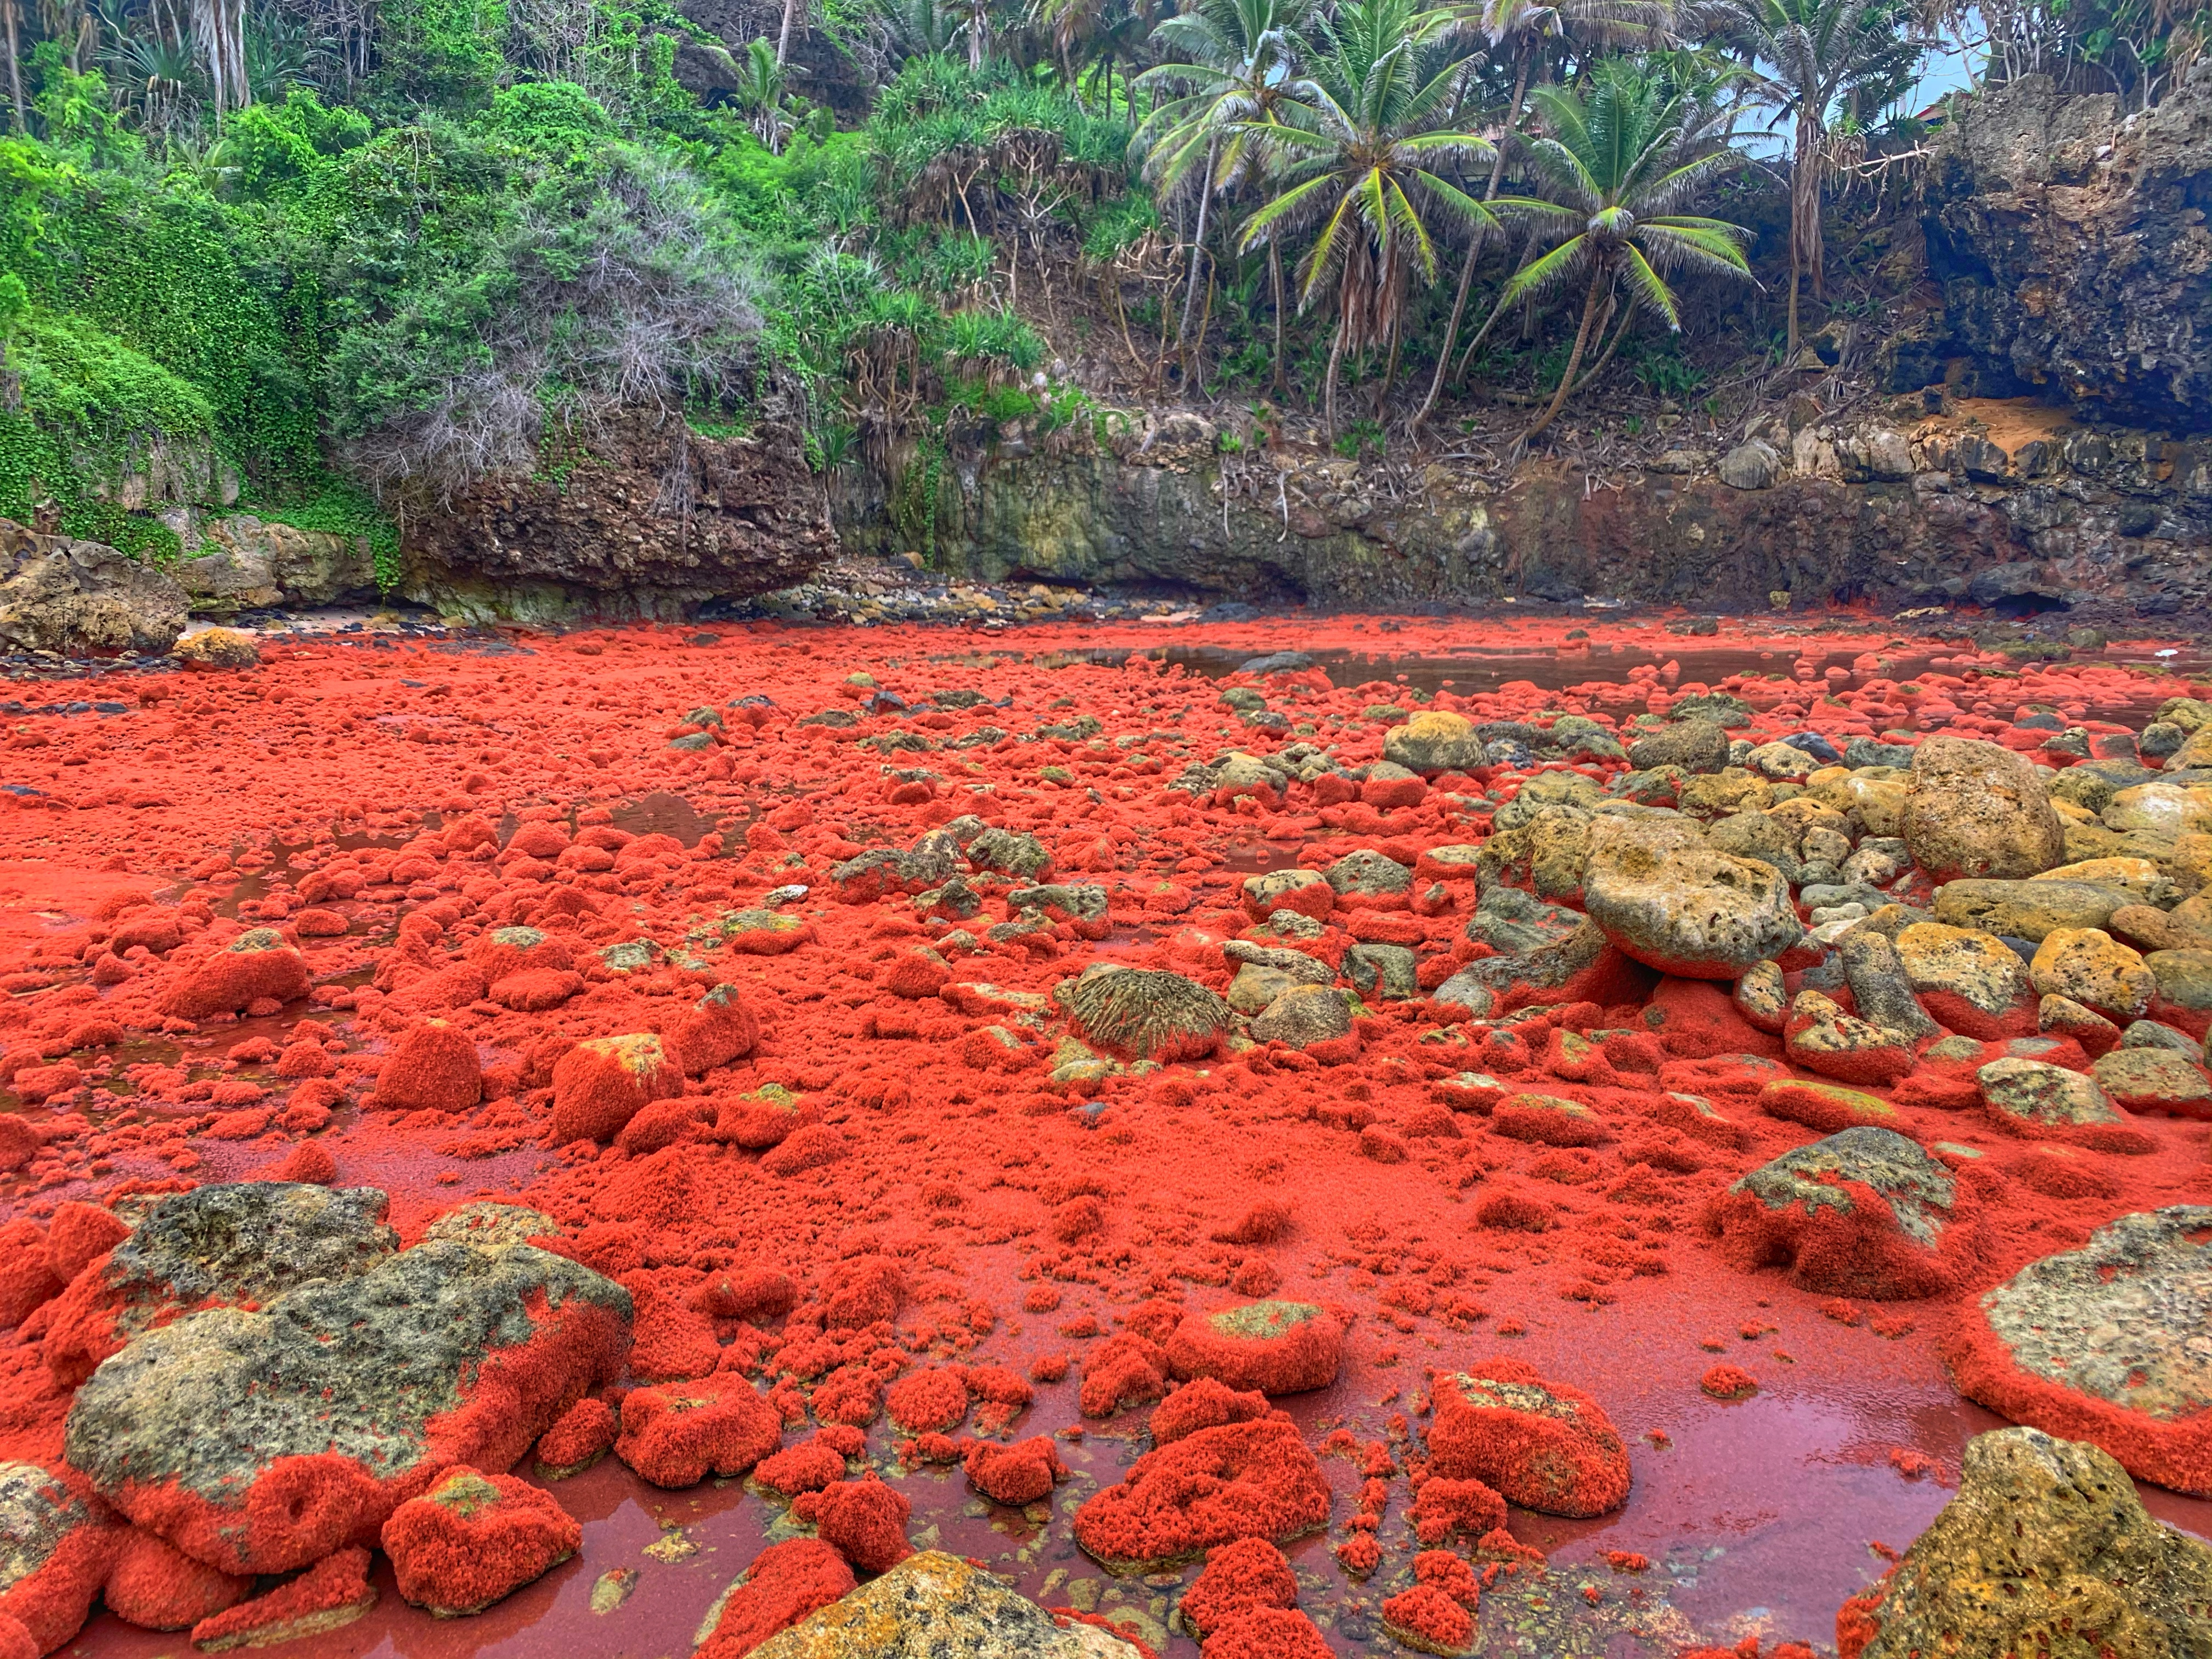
[[2029, 927, 2157, 1022], [41, 1183, 398, 1389], [64, 1239, 632, 1574], [1933, 878, 2135, 941], [1784, 990, 1918, 1086], [380, 1466, 582, 1616], [1943, 1207, 2212, 1497], [1838, 931, 1940, 1040], [1705, 1127, 1976, 1300], [1976, 1057, 2123, 1128], [0, 519, 188, 656], [1902, 737, 2065, 883], [2090, 1046, 2212, 1118], [1384, 711, 1483, 776], [1719, 440, 1780, 490], [1628, 719, 1731, 775], [1837, 1428, 2212, 1659], [0, 1462, 122, 1655], [744, 1551, 1138, 1659], [1058, 966, 1231, 1063], [1583, 820, 1800, 979], [1164, 1301, 1342, 1395], [1426, 1360, 1631, 1517], [1895, 923, 2035, 1037], [1071, 1418, 1329, 1572], [1249, 984, 1353, 1051]]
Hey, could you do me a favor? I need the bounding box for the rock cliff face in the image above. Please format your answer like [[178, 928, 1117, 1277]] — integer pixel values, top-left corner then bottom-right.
[[1888, 66, 2212, 429], [402, 410, 836, 624], [834, 400, 2211, 619]]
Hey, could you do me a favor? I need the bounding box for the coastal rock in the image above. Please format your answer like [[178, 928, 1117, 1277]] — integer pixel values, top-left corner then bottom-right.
[[1944, 1207, 2212, 1496], [1837, 1427, 2212, 1659], [1903, 738, 2064, 883], [64, 1240, 632, 1573], [1583, 825, 1800, 980], [745, 1551, 1138, 1658], [1426, 1361, 1630, 1517], [1976, 1057, 2124, 1128], [1705, 1127, 1976, 1299], [41, 1183, 398, 1388], [0, 518, 188, 656], [404, 408, 834, 624]]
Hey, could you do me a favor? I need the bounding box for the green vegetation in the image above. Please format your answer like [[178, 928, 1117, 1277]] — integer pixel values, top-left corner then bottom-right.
[[0, 0, 2191, 570]]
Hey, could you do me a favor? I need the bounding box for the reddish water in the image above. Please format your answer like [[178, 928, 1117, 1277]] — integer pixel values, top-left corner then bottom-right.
[[3, 610, 2208, 1659]]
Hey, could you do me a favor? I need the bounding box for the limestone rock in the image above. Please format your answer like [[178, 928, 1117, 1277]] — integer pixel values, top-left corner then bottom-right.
[[1903, 737, 2065, 883], [1583, 821, 1799, 980], [1427, 1361, 1630, 1517], [1946, 1209, 2212, 1498], [2030, 927, 2157, 1021], [1249, 984, 1353, 1050], [174, 627, 262, 670], [0, 518, 188, 656], [2090, 1046, 2212, 1118], [64, 1240, 633, 1574], [40, 1183, 398, 1389], [1707, 1127, 1974, 1300], [1838, 930, 1940, 1040], [1627, 719, 1731, 775], [1325, 849, 1412, 896], [1785, 990, 1918, 1086], [1896, 922, 2034, 1036], [1384, 710, 1483, 775], [1976, 1057, 2123, 1127], [1934, 878, 2136, 941], [1841, 1427, 2212, 1659], [746, 1551, 1137, 1658]]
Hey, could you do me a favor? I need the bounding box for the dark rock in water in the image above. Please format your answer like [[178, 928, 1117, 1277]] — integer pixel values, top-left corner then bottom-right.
[[1844, 737, 1917, 770], [1837, 1427, 2212, 1659], [1778, 730, 1843, 765], [1239, 651, 1315, 676], [1203, 601, 1261, 623], [65, 1239, 633, 1575], [1944, 1206, 2212, 1497]]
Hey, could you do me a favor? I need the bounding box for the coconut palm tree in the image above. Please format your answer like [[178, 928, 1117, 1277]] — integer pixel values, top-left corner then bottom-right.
[[1408, 0, 1678, 431], [1482, 57, 1753, 440], [1704, 0, 1917, 359], [1135, 0, 1313, 381], [1237, 0, 1498, 433]]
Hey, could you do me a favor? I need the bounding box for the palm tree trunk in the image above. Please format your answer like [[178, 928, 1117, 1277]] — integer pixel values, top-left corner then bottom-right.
[[1323, 317, 1346, 440], [1176, 137, 1218, 368], [1787, 106, 1821, 358], [1, 1, 23, 133], [1268, 241, 1287, 398], [776, 0, 800, 65], [1408, 50, 1531, 436], [1521, 267, 1606, 443]]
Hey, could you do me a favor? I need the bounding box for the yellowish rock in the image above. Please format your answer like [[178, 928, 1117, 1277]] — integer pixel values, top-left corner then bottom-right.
[[2029, 927, 2157, 1022]]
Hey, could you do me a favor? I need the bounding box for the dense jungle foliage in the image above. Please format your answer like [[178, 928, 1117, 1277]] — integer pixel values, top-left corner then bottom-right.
[[0, 0, 2200, 575]]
